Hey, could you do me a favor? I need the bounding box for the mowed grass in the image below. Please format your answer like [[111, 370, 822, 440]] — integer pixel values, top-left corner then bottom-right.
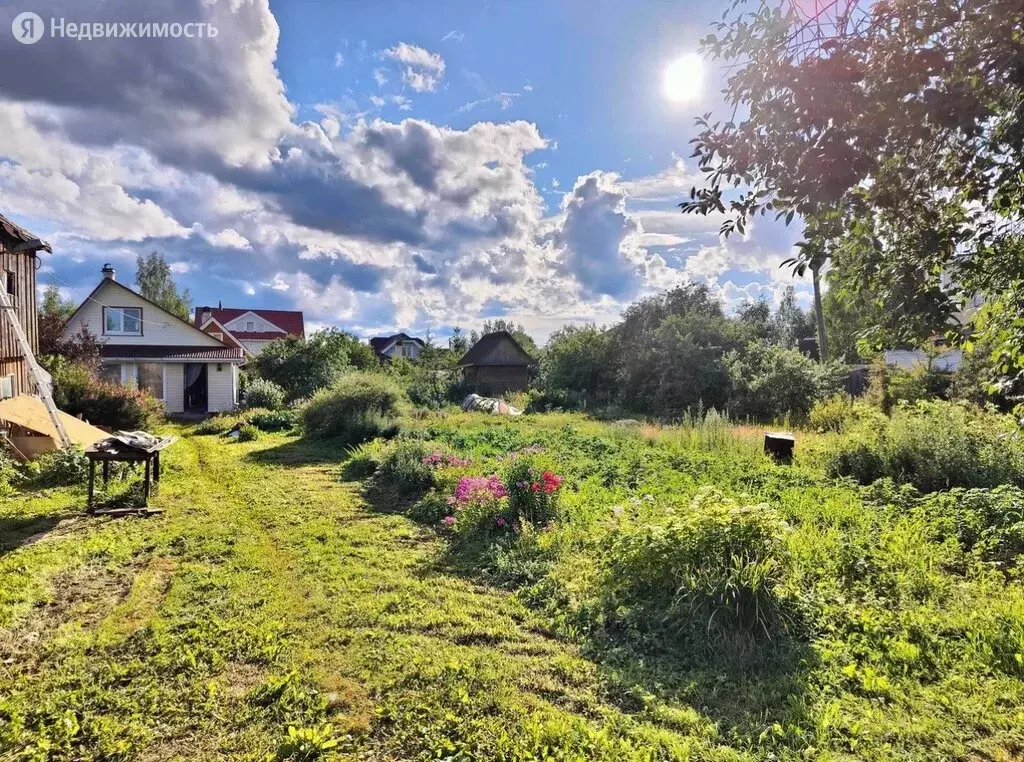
[[1, 427, 735, 761], [2, 415, 1024, 761]]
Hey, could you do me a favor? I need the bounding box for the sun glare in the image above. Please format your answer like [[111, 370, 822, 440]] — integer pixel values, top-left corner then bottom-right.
[[663, 52, 705, 105]]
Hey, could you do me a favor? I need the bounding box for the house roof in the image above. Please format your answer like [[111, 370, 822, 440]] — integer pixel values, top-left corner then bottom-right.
[[65, 277, 230, 348], [370, 333, 425, 354], [193, 307, 305, 338], [458, 331, 535, 367], [99, 345, 245, 361], [0, 212, 52, 253]]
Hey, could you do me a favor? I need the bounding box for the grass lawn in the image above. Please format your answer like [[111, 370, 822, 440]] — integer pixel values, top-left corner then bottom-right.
[[2, 415, 1023, 761]]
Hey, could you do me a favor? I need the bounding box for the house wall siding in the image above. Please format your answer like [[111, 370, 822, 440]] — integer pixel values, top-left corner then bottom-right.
[[0, 245, 38, 397], [207, 362, 236, 412], [164, 363, 185, 414], [64, 280, 225, 347], [464, 365, 530, 394]]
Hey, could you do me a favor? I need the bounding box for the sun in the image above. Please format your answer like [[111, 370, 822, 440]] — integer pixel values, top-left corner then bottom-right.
[[663, 52, 705, 105]]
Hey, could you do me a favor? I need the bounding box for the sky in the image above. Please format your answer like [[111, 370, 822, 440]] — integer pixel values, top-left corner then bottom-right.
[[0, 0, 808, 343]]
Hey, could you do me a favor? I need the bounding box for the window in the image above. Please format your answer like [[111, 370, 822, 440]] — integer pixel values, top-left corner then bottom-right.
[[0, 374, 13, 399], [98, 364, 121, 384], [246, 321, 255, 331], [103, 306, 142, 335], [3, 270, 13, 299], [135, 363, 164, 400]]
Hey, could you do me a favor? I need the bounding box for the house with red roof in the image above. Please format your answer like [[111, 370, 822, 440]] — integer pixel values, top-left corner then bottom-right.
[[193, 304, 305, 358]]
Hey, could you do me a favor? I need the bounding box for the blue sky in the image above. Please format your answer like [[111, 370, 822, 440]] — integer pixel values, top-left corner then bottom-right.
[[0, 0, 806, 342]]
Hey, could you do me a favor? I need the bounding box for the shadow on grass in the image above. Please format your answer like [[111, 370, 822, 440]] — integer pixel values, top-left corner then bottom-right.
[[0, 514, 71, 556], [359, 481, 818, 746], [243, 436, 350, 467]]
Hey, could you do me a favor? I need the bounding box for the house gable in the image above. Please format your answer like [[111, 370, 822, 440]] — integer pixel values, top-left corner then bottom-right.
[[459, 331, 534, 367], [222, 310, 287, 335], [198, 317, 248, 353], [64, 278, 226, 348]]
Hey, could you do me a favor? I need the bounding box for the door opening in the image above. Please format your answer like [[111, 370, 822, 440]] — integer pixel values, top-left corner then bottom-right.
[[184, 363, 208, 413]]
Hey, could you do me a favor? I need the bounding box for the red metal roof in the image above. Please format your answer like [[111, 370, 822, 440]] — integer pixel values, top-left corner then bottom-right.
[[99, 345, 245, 361], [194, 307, 304, 338]]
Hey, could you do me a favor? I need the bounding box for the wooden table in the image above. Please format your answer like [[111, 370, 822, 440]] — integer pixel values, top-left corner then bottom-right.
[[85, 442, 165, 514]]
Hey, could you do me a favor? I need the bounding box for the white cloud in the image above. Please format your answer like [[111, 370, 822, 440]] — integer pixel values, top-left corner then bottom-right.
[[523, 84, 534, 92], [334, 52, 345, 68], [382, 42, 446, 92], [441, 30, 464, 43], [457, 91, 520, 113], [373, 68, 389, 87]]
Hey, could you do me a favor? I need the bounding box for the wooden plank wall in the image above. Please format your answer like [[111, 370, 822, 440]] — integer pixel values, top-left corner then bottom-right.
[[0, 237, 39, 396]]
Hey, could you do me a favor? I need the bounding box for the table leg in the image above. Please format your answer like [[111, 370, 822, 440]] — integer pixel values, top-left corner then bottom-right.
[[102, 460, 109, 488], [154, 452, 161, 484], [87, 460, 95, 514], [143, 458, 151, 506]]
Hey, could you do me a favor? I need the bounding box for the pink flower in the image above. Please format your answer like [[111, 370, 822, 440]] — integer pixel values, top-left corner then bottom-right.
[[496, 517, 508, 528], [442, 515, 456, 527]]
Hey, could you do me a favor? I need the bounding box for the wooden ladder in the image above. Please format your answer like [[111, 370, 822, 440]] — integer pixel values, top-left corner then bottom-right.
[[0, 288, 71, 448]]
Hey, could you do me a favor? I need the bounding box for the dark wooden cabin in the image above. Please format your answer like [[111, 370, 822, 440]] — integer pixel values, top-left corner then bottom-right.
[[0, 213, 50, 399], [458, 330, 535, 394]]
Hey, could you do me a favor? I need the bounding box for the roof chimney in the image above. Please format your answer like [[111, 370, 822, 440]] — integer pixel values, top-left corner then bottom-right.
[[200, 307, 212, 325], [101, 263, 116, 280]]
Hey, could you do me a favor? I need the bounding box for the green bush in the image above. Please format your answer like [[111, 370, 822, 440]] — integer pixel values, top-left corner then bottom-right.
[[235, 424, 261, 442], [49, 357, 163, 430], [370, 441, 435, 500], [0, 448, 23, 496], [808, 393, 855, 432], [300, 373, 403, 444], [248, 409, 298, 432], [726, 342, 845, 421], [243, 377, 286, 410], [606, 488, 795, 651], [194, 416, 233, 436], [825, 400, 1024, 492], [29, 447, 90, 487]]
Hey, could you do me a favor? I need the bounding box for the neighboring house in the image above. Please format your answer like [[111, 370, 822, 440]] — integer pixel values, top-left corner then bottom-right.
[[370, 333, 426, 362], [458, 330, 535, 394], [0, 213, 50, 400], [62, 265, 245, 414], [193, 305, 305, 357]]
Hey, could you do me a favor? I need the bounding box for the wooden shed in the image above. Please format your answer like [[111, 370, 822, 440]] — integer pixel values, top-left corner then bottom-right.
[[458, 331, 535, 394], [0, 213, 50, 400]]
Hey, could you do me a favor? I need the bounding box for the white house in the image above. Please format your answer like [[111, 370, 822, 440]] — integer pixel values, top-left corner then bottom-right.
[[194, 305, 305, 357], [369, 333, 426, 362], [62, 265, 244, 414], [884, 348, 963, 372]]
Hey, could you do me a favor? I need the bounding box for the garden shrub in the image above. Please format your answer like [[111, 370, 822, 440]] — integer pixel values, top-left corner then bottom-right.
[[605, 488, 795, 652], [194, 416, 233, 436], [0, 448, 23, 495], [825, 400, 1024, 492], [235, 424, 261, 442], [808, 394, 856, 432], [248, 409, 298, 432], [370, 440, 435, 500], [726, 342, 845, 421], [29, 447, 90, 487], [243, 377, 286, 410], [300, 373, 403, 444], [50, 358, 163, 430]]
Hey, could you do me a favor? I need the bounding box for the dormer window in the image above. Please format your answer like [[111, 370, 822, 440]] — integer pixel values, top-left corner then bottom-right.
[[103, 306, 142, 335], [246, 321, 255, 331]]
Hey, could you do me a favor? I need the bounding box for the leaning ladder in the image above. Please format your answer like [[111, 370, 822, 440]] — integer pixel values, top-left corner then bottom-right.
[[0, 288, 71, 448]]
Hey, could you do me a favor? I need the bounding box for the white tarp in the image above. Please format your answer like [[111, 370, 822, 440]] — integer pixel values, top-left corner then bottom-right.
[[460, 393, 522, 416]]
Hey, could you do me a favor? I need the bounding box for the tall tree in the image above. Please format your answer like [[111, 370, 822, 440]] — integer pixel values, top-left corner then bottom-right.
[[680, 0, 1024, 384], [136, 252, 192, 321], [38, 284, 77, 355]]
